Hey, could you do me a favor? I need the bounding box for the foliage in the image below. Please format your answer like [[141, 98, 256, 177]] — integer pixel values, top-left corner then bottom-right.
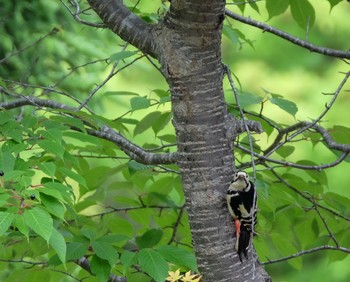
[[0, 0, 350, 281]]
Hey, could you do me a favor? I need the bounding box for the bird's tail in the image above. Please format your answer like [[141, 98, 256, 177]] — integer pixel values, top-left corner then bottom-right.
[[236, 229, 251, 262]]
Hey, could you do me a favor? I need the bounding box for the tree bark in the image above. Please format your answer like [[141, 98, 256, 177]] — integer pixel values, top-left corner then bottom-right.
[[88, 0, 269, 281]]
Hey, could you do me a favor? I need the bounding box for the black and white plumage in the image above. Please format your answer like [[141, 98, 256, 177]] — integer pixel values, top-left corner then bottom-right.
[[226, 171, 257, 261]]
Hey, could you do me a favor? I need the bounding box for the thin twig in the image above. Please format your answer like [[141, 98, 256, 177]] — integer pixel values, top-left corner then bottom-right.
[[0, 28, 59, 64], [225, 10, 350, 59], [261, 245, 350, 265], [77, 54, 143, 110]]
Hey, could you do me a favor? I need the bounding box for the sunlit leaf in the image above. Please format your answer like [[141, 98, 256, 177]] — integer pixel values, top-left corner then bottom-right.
[[0, 211, 15, 236], [49, 229, 66, 264], [38, 162, 56, 179], [269, 95, 298, 117], [109, 51, 137, 62], [236, 91, 263, 108], [23, 207, 53, 243], [38, 140, 65, 159], [276, 145, 295, 158], [266, 0, 290, 19], [40, 194, 66, 220], [138, 249, 168, 282], [157, 245, 198, 272], [290, 0, 315, 29], [130, 96, 150, 110]]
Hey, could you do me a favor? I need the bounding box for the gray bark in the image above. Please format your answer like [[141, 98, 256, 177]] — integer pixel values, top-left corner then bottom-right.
[[88, 0, 270, 281]]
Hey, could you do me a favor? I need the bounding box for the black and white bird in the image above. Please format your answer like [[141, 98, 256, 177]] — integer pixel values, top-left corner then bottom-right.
[[226, 171, 257, 261]]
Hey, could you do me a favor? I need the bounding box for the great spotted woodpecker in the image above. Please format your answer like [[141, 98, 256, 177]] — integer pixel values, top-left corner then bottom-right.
[[226, 171, 257, 261]]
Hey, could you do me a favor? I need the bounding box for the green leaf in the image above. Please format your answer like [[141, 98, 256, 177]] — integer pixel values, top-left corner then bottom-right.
[[269, 95, 298, 117], [152, 89, 169, 98], [38, 140, 65, 159], [49, 229, 66, 264], [109, 51, 137, 62], [236, 91, 263, 108], [92, 240, 118, 267], [134, 111, 162, 136], [128, 160, 154, 174], [49, 115, 86, 133], [223, 25, 239, 45], [42, 182, 73, 204], [23, 207, 53, 243], [296, 160, 328, 186], [276, 145, 295, 158], [136, 229, 163, 249], [59, 167, 87, 186], [130, 96, 150, 110], [290, 0, 315, 29], [328, 125, 350, 144], [38, 162, 56, 178], [158, 134, 176, 143], [90, 255, 111, 282], [152, 112, 172, 135], [249, 1, 260, 13], [324, 192, 350, 216], [13, 214, 30, 239], [104, 91, 139, 97], [66, 241, 90, 261], [270, 233, 302, 270], [40, 194, 66, 220], [327, 0, 343, 10], [0, 211, 15, 236], [120, 251, 138, 274], [138, 249, 168, 282], [157, 245, 198, 271], [266, 0, 290, 19]]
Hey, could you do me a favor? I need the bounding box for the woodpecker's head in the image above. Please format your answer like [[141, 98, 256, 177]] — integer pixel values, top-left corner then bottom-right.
[[229, 171, 250, 191]]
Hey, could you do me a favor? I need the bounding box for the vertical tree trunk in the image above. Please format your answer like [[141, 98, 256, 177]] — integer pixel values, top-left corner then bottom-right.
[[87, 0, 269, 280], [157, 1, 266, 281]]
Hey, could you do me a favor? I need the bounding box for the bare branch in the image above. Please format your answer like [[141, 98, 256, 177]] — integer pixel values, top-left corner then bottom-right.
[[237, 145, 349, 171], [88, 126, 178, 165], [225, 10, 350, 60], [311, 197, 339, 247], [77, 53, 144, 110], [261, 245, 350, 265]]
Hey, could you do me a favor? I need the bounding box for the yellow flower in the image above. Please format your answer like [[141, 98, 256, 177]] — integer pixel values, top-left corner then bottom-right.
[[181, 271, 202, 282], [166, 269, 183, 282]]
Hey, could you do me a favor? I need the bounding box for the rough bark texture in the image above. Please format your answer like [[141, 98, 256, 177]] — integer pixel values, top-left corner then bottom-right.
[[88, 0, 270, 281]]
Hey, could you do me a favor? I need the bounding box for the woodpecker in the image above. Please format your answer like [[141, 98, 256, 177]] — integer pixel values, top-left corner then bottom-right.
[[226, 171, 257, 261]]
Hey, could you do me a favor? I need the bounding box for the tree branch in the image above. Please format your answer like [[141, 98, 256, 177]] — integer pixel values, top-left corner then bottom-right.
[[0, 96, 178, 165], [261, 245, 350, 265], [60, 0, 106, 28], [87, 0, 157, 57], [225, 10, 350, 60]]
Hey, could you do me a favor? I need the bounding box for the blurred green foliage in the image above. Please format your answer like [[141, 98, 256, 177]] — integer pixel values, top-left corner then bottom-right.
[[0, 0, 350, 281]]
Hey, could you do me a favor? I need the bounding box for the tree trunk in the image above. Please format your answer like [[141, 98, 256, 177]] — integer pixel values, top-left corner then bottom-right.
[[157, 1, 265, 281], [88, 0, 269, 280]]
